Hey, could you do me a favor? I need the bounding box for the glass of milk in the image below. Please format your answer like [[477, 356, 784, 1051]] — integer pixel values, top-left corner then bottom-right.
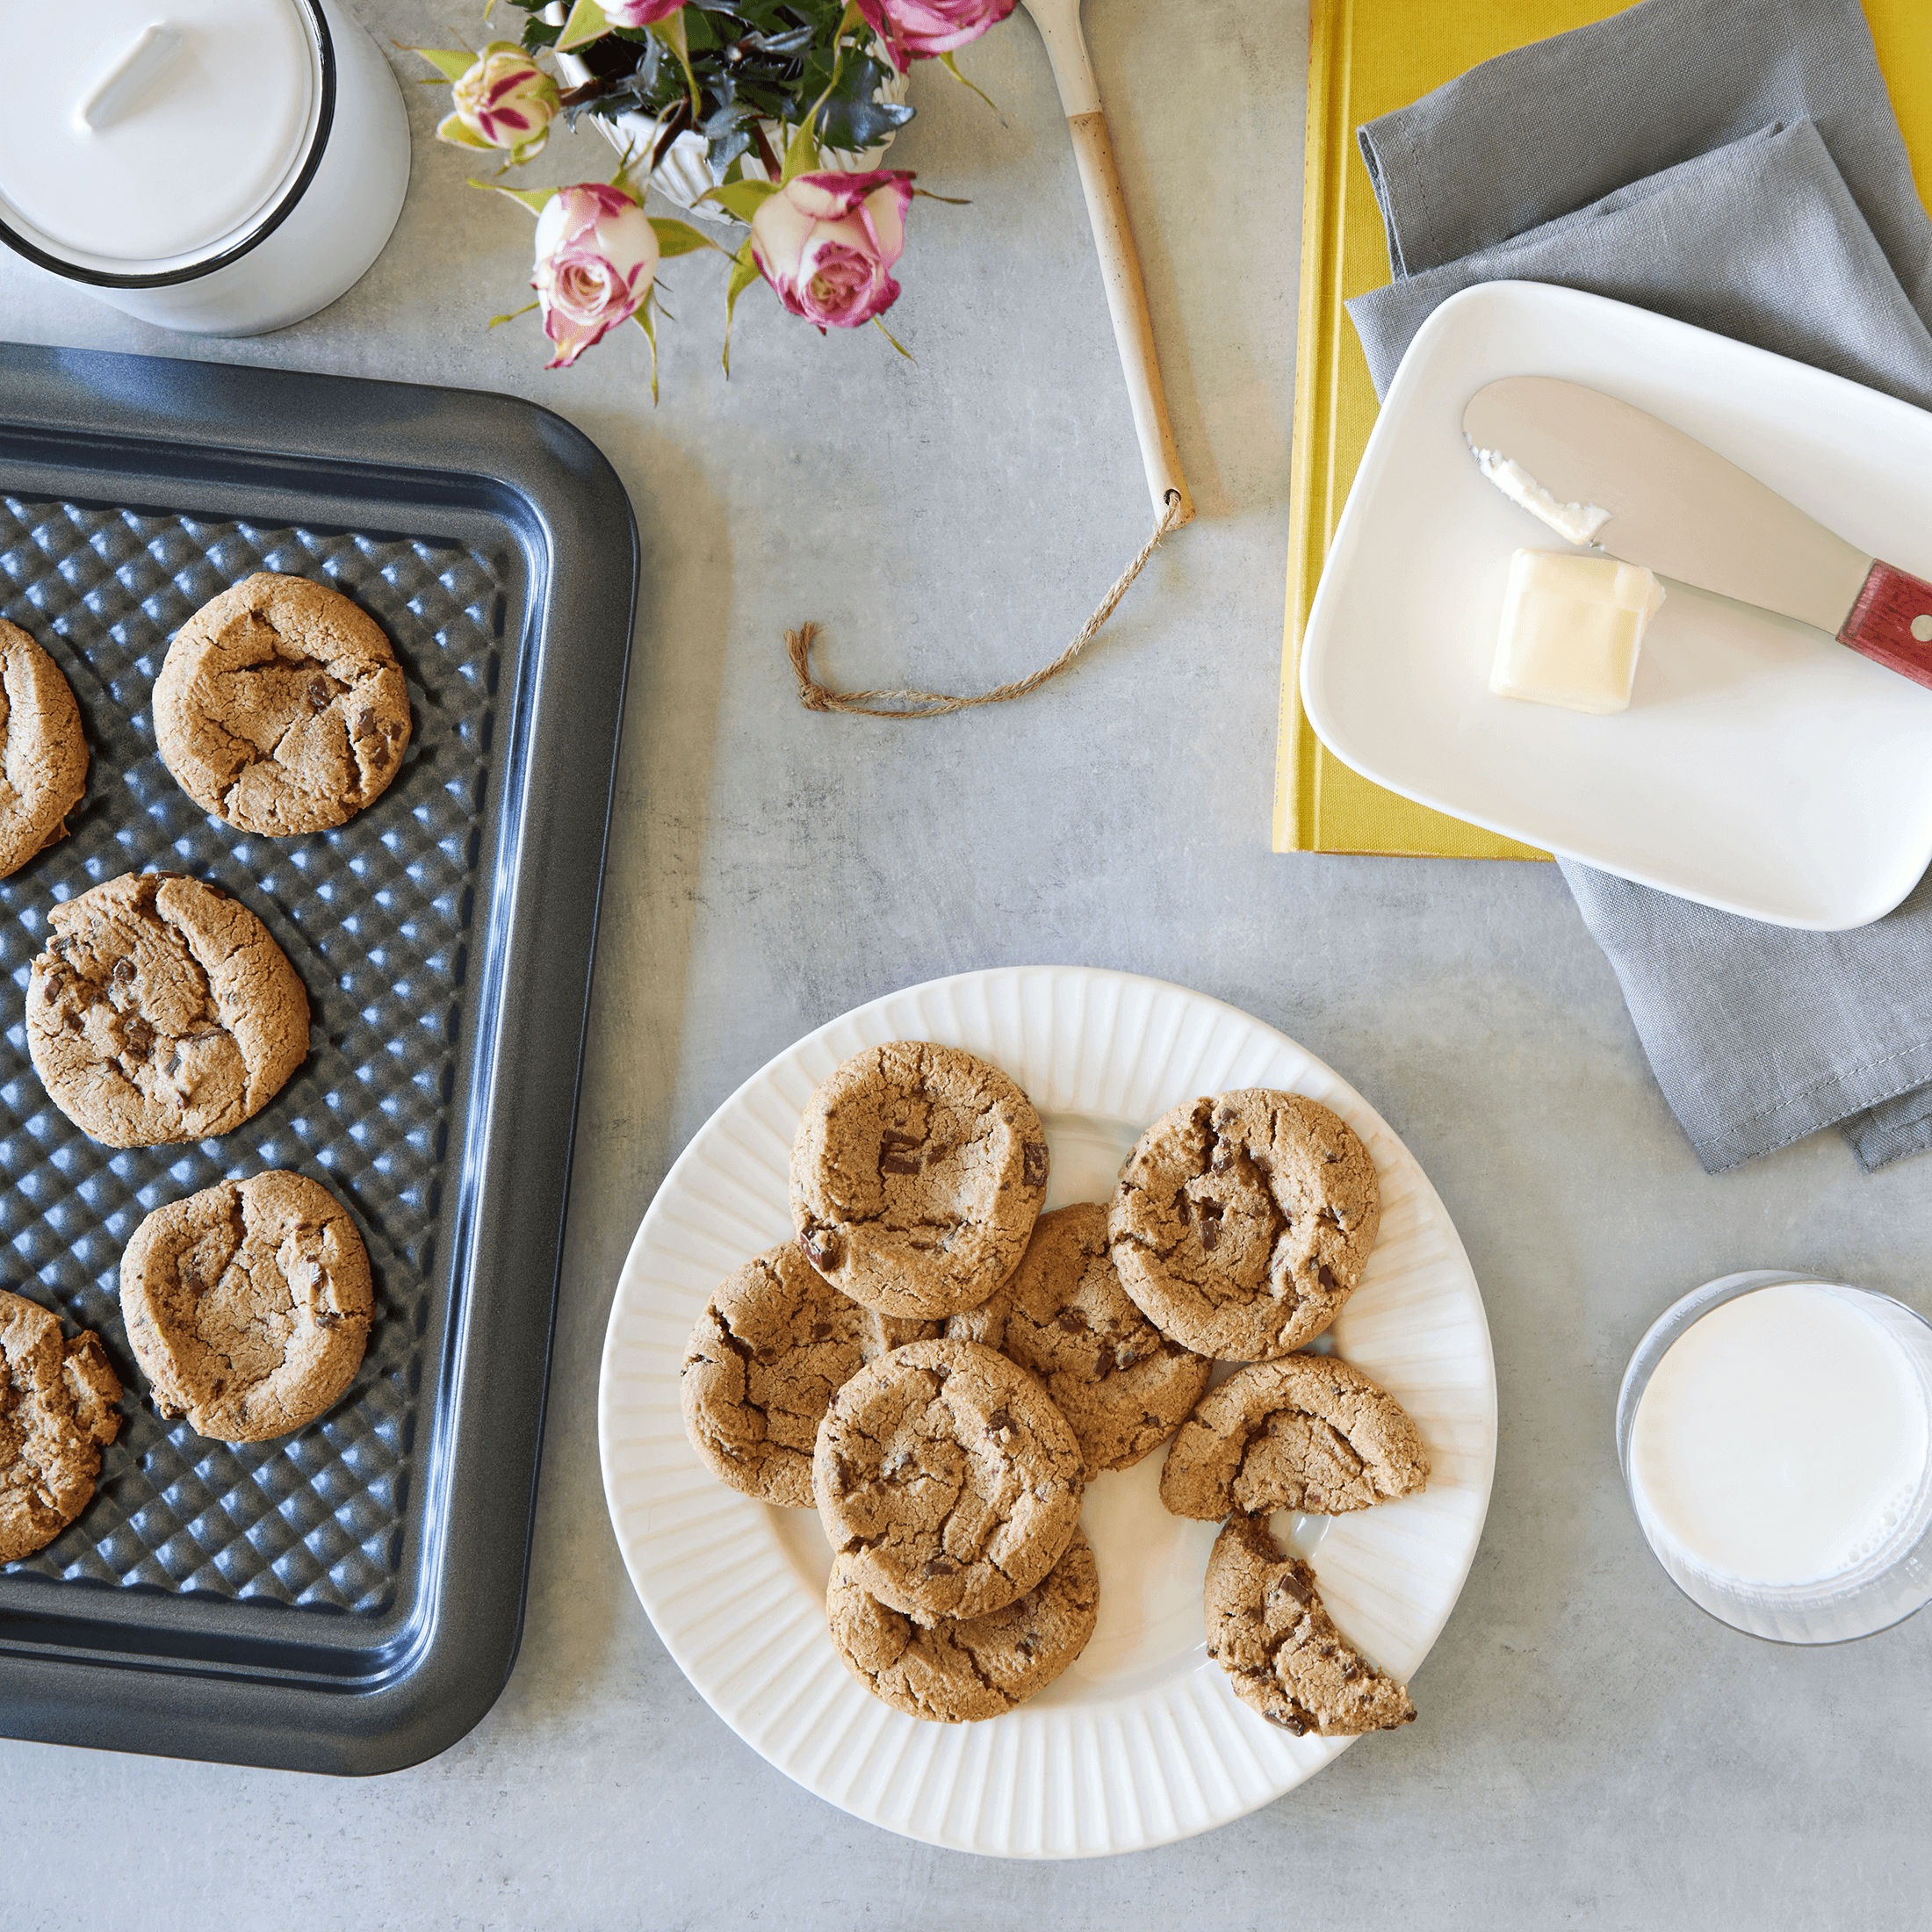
[[1617, 1271, 1932, 1643]]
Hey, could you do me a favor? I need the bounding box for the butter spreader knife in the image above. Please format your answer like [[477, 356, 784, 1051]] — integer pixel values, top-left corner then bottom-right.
[[1463, 376, 1932, 692]]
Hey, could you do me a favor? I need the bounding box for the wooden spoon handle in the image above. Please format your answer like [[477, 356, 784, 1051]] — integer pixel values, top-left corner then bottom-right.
[[1063, 110, 1195, 528], [1838, 559, 1932, 690]]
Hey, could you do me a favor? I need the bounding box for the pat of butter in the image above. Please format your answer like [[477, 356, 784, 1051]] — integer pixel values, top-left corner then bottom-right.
[[1489, 549, 1665, 715]]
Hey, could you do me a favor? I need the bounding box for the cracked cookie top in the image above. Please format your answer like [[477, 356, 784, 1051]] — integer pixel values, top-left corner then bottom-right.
[[0, 617, 87, 882], [0, 1288, 121, 1563], [119, 1171, 373, 1443], [26, 871, 309, 1148], [812, 1337, 1084, 1625], [154, 573, 412, 837], [789, 1042, 1049, 1319], [1108, 1090, 1380, 1361], [1160, 1353, 1428, 1520], [681, 1242, 941, 1507], [955, 1202, 1213, 1480], [1204, 1512, 1416, 1737], [826, 1526, 1099, 1722]]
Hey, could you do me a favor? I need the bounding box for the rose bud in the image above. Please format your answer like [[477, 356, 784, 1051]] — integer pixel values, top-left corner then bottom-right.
[[855, 0, 1017, 69], [600, 0, 691, 22], [532, 184, 660, 369], [436, 42, 562, 164], [748, 169, 914, 332]]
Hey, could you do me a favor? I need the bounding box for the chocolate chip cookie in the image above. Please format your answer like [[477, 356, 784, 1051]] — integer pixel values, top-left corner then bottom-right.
[[154, 573, 411, 836], [0, 1290, 121, 1562], [26, 872, 309, 1148], [1204, 1512, 1416, 1737], [950, 1202, 1212, 1479], [1109, 1092, 1380, 1361], [789, 1042, 1049, 1319], [1161, 1353, 1428, 1520], [826, 1527, 1099, 1722], [0, 617, 87, 880], [813, 1337, 1084, 1624], [681, 1243, 941, 1507], [120, 1171, 373, 1442]]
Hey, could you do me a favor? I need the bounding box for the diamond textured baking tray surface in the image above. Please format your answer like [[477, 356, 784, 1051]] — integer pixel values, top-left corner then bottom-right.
[[0, 343, 638, 1773]]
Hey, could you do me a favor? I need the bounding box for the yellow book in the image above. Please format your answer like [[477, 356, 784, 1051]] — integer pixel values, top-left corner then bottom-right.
[[1272, 0, 1932, 857]]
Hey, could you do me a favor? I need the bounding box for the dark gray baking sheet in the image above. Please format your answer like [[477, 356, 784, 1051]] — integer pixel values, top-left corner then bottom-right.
[[0, 342, 638, 1775]]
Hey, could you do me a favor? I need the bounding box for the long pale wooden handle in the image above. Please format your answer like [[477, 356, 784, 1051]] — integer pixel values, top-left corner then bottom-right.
[[1065, 110, 1194, 528]]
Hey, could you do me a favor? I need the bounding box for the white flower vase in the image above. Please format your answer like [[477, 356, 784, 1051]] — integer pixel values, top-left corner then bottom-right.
[[543, 10, 907, 222]]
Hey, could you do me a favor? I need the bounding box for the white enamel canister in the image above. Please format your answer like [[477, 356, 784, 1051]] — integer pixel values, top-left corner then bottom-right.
[[0, 0, 409, 335]]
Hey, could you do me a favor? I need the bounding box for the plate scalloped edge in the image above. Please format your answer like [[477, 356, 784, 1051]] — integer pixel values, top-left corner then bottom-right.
[[598, 966, 1498, 1858]]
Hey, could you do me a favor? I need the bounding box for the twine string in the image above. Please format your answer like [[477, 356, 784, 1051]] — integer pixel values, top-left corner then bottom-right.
[[786, 488, 1185, 718]]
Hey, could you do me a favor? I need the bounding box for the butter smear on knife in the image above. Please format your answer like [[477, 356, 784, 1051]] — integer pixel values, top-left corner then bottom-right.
[[1491, 549, 1665, 715], [1468, 443, 1613, 546]]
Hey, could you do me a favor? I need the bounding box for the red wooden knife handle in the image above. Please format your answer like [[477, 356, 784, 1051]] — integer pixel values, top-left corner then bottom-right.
[[1839, 559, 1932, 690]]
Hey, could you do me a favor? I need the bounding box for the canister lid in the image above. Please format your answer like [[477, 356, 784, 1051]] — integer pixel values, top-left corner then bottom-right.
[[0, 0, 321, 273]]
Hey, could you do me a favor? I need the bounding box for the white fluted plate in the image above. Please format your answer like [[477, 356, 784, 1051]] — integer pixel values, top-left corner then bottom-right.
[[599, 967, 1496, 1856]]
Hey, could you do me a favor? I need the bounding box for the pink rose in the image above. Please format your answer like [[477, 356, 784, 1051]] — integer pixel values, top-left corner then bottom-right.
[[749, 170, 913, 332], [532, 184, 659, 370], [855, 0, 1016, 69], [436, 43, 560, 162], [600, 0, 689, 25]]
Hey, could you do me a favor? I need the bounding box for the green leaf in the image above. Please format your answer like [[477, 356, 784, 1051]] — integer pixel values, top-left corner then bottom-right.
[[651, 11, 703, 116], [912, 187, 970, 205], [695, 178, 781, 222], [872, 313, 913, 361], [937, 51, 998, 112], [555, 0, 611, 52], [469, 178, 556, 216], [436, 112, 494, 149], [487, 299, 541, 328], [650, 217, 725, 258], [406, 45, 479, 81], [722, 242, 764, 374], [631, 302, 660, 406], [780, 112, 820, 183]]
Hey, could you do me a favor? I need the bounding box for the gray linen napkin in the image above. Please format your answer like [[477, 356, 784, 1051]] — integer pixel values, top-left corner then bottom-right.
[[1340, 0, 1932, 1174]]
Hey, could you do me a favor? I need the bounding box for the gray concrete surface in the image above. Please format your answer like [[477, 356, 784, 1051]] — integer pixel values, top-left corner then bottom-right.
[[4, 2, 1931, 1925]]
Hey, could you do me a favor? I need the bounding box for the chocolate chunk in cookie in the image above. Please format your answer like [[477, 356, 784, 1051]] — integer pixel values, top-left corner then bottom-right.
[[27, 872, 309, 1147], [681, 1243, 941, 1507], [1161, 1353, 1428, 1520], [0, 1290, 121, 1563], [119, 1171, 372, 1442], [946, 1202, 1212, 1479], [1109, 1091, 1380, 1361], [154, 573, 411, 836], [0, 617, 86, 880], [789, 1042, 1049, 1319], [826, 1527, 1099, 1722], [813, 1337, 1083, 1625], [1204, 1512, 1416, 1736]]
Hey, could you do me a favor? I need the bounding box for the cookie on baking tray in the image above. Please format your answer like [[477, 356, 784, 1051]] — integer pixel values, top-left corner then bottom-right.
[[1204, 1512, 1416, 1737], [1109, 1090, 1380, 1361], [1160, 1353, 1428, 1521], [0, 616, 87, 880], [681, 1242, 941, 1507], [26, 871, 309, 1148], [789, 1041, 1049, 1319], [0, 1289, 121, 1563], [948, 1202, 1212, 1479], [119, 1171, 372, 1443], [813, 1337, 1084, 1625], [826, 1526, 1099, 1722], [154, 572, 411, 836]]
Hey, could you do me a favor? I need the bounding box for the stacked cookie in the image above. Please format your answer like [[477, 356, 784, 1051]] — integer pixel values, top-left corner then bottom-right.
[[680, 1042, 1432, 1739], [0, 574, 411, 1562]]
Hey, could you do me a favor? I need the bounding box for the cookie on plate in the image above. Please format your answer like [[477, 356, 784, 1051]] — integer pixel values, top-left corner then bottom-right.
[[948, 1202, 1212, 1479], [0, 616, 87, 879], [826, 1527, 1099, 1722], [1204, 1512, 1416, 1737], [154, 572, 411, 836], [26, 871, 309, 1148], [789, 1042, 1049, 1319], [120, 1171, 372, 1442], [1109, 1091, 1380, 1361], [1160, 1353, 1428, 1520], [813, 1337, 1084, 1625], [681, 1242, 941, 1507], [0, 1290, 121, 1563]]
